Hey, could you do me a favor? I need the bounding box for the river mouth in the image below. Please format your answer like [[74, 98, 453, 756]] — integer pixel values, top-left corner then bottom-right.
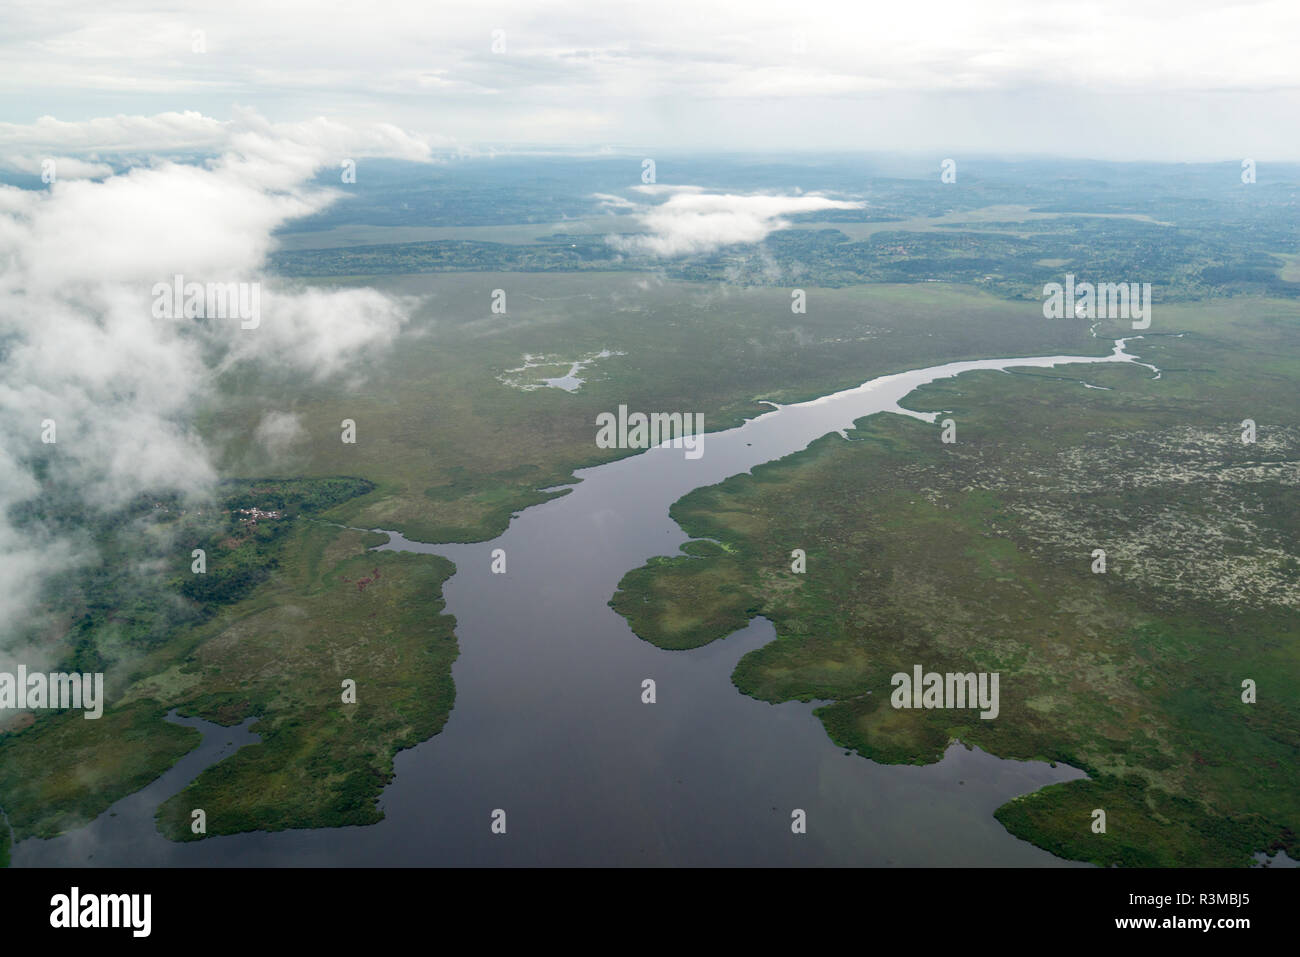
[[15, 344, 1156, 867]]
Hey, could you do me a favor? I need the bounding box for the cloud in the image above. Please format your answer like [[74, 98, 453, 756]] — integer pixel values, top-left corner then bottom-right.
[[0, 112, 228, 160], [591, 192, 638, 211], [4, 1, 1297, 104], [253, 411, 306, 459], [1, 155, 113, 180], [2, 2, 1299, 161], [221, 286, 413, 380], [0, 110, 429, 657], [0, 109, 434, 173], [606, 187, 861, 257]]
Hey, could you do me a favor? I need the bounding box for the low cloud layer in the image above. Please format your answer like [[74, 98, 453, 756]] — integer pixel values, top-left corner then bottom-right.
[[0, 111, 428, 655], [603, 186, 860, 257], [0, 109, 433, 178], [253, 411, 307, 460]]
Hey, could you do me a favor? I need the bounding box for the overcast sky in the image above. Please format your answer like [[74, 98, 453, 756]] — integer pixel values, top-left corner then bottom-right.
[[2, 0, 1300, 160]]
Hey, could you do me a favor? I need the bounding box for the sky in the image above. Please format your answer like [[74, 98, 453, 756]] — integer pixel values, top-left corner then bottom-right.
[[2, 0, 1300, 161]]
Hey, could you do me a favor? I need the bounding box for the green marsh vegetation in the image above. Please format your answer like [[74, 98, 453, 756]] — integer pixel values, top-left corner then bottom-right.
[[210, 274, 1111, 544], [610, 299, 1300, 866], [7, 277, 1100, 848], [1, 478, 456, 844]]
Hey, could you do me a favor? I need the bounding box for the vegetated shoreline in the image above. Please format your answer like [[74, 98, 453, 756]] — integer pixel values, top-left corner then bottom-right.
[[608, 326, 1298, 867], [4, 337, 1137, 861], [337, 329, 1120, 548], [15, 313, 1296, 866]]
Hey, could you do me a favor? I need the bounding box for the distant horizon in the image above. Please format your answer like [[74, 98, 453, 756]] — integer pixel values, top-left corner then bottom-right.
[[7, 131, 1300, 175]]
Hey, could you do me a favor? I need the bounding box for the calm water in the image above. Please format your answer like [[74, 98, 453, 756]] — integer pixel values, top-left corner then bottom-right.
[[17, 343, 1160, 866]]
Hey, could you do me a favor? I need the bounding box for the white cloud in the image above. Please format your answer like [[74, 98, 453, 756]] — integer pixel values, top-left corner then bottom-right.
[[0, 109, 433, 173], [592, 192, 637, 211], [0, 111, 228, 158], [253, 411, 306, 458], [222, 286, 413, 380], [1, 155, 112, 179], [0, 110, 428, 653], [607, 187, 861, 257]]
